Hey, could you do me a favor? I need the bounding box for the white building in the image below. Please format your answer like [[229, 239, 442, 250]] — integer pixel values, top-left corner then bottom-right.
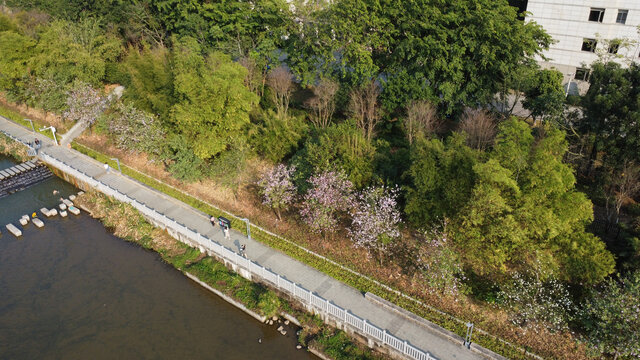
[[525, 0, 639, 91]]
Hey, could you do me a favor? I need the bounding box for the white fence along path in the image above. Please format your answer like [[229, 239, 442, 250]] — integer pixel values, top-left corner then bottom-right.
[[25, 147, 436, 360]]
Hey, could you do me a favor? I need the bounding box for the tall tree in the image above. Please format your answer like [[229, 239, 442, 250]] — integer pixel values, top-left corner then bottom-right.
[[455, 120, 615, 284], [288, 0, 551, 114], [169, 36, 258, 160], [522, 68, 565, 123], [404, 133, 478, 227], [403, 100, 440, 145], [348, 80, 382, 141], [267, 65, 294, 119], [582, 62, 640, 175], [306, 79, 339, 129], [583, 271, 640, 359]]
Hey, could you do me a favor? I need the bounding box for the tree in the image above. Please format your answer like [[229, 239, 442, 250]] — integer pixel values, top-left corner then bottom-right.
[[404, 133, 478, 228], [103, 101, 165, 156], [306, 79, 339, 129], [605, 162, 640, 224], [348, 80, 382, 141], [258, 164, 297, 220], [123, 44, 174, 121], [348, 185, 401, 255], [0, 29, 35, 96], [169, 36, 258, 159], [251, 109, 308, 163], [582, 271, 640, 359], [300, 170, 354, 240], [498, 267, 575, 334], [522, 68, 565, 123], [267, 65, 294, 119], [582, 62, 640, 175], [454, 120, 615, 284], [292, 120, 376, 189], [403, 100, 440, 145], [457, 108, 496, 151], [62, 82, 109, 125], [414, 221, 466, 296], [30, 20, 121, 87], [288, 0, 552, 114]]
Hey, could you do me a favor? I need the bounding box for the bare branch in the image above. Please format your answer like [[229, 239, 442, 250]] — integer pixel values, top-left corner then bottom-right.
[[306, 79, 339, 129], [267, 65, 295, 119], [404, 100, 440, 145], [458, 108, 496, 151]]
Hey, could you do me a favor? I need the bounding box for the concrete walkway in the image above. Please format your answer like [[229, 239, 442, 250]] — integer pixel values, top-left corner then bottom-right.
[[0, 116, 488, 360]]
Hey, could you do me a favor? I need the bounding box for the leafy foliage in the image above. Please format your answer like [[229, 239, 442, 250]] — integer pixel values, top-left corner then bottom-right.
[[498, 268, 575, 334], [293, 120, 376, 189], [102, 101, 165, 156], [582, 271, 640, 359], [169, 36, 258, 159]]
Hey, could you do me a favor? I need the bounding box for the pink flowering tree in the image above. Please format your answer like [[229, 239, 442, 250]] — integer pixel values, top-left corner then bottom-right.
[[348, 185, 401, 256], [258, 164, 297, 220], [63, 82, 109, 125], [300, 170, 354, 240], [415, 220, 466, 296]]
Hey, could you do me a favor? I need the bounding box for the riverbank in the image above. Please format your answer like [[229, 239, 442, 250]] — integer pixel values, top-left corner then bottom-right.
[[74, 190, 388, 360], [0, 132, 28, 163]]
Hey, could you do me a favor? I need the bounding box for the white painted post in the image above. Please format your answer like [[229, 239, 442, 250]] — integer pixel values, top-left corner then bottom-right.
[[403, 340, 408, 354]]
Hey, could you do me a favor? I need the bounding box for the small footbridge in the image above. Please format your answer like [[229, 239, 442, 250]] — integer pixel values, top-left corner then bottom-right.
[[0, 159, 53, 198]]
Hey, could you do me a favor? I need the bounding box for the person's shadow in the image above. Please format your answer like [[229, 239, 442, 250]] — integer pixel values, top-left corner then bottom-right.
[[233, 239, 242, 252]]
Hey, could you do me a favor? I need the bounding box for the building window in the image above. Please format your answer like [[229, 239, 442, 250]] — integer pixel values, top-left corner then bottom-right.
[[575, 68, 590, 81], [608, 41, 621, 54], [589, 8, 605, 22], [581, 38, 597, 52], [616, 10, 628, 24]]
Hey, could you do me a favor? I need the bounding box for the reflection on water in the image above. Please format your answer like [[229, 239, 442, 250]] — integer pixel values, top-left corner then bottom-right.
[[0, 156, 313, 359]]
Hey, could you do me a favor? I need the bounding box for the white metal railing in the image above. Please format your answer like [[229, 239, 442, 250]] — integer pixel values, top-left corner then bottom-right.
[[33, 150, 436, 360]]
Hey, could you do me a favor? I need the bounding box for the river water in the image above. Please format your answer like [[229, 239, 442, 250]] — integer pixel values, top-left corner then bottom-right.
[[0, 156, 314, 359]]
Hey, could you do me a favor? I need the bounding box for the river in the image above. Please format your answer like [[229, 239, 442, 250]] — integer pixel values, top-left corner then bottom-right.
[[0, 156, 314, 359]]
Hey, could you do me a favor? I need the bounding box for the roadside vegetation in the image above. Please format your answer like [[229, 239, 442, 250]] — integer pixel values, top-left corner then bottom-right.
[[74, 190, 387, 360], [0, 1, 639, 358]]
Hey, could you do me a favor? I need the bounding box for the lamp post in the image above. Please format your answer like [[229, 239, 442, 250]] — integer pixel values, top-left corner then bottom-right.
[[565, 73, 574, 98], [110, 157, 121, 173], [464, 322, 474, 349], [39, 126, 58, 146], [241, 218, 251, 241], [25, 118, 35, 133]]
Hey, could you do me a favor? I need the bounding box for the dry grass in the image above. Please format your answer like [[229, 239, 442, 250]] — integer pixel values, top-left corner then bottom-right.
[[0, 94, 72, 133], [75, 190, 185, 257]]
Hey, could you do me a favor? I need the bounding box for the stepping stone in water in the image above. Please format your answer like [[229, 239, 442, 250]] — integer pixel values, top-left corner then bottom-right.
[[5, 223, 22, 237], [32, 218, 44, 228]]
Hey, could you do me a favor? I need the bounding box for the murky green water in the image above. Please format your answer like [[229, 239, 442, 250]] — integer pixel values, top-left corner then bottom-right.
[[0, 156, 314, 360]]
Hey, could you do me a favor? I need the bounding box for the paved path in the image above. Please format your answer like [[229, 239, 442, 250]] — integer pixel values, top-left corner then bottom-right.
[[0, 116, 487, 360]]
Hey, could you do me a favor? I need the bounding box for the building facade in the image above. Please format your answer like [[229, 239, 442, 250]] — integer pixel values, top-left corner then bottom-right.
[[525, 0, 639, 91]]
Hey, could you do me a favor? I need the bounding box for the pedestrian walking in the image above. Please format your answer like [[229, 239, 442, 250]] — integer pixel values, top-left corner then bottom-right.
[[210, 215, 216, 227], [241, 244, 246, 258], [224, 226, 230, 240], [104, 163, 110, 173]]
